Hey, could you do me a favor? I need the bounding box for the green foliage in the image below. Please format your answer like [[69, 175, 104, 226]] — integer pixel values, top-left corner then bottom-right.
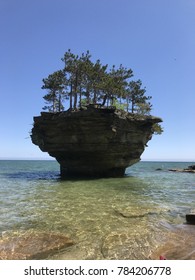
[[135, 102, 152, 115], [42, 70, 66, 112], [112, 99, 126, 110], [41, 50, 160, 133], [152, 123, 164, 135], [125, 80, 151, 113]]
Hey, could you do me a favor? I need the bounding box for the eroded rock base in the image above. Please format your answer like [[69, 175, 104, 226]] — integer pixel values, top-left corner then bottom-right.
[[31, 108, 162, 178]]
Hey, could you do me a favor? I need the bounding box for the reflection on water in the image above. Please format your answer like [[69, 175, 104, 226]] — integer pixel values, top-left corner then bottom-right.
[[0, 160, 195, 259]]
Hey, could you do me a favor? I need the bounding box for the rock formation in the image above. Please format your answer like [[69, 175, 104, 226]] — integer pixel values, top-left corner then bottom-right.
[[169, 165, 195, 173], [31, 106, 162, 177]]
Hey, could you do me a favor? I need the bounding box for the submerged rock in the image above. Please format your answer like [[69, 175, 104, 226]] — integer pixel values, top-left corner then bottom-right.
[[101, 231, 153, 260], [113, 206, 163, 219], [0, 231, 74, 260], [186, 214, 195, 225], [31, 107, 162, 178], [150, 224, 195, 260]]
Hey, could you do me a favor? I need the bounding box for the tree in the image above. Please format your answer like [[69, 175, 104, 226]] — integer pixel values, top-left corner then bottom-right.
[[42, 70, 66, 112], [126, 80, 151, 113], [90, 59, 108, 105], [152, 123, 164, 135], [42, 50, 157, 119], [98, 64, 132, 107], [78, 51, 94, 106], [62, 49, 77, 110], [62, 50, 94, 110], [135, 102, 152, 115]]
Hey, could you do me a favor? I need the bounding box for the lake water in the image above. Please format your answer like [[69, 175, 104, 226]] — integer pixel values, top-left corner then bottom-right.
[[0, 160, 195, 260]]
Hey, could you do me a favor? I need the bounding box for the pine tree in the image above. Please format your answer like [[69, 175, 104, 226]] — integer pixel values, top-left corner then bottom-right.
[[42, 70, 66, 112], [126, 80, 151, 113], [42, 50, 154, 118], [41, 50, 163, 134]]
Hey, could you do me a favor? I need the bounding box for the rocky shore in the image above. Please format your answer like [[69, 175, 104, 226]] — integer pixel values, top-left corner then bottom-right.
[[169, 165, 195, 173]]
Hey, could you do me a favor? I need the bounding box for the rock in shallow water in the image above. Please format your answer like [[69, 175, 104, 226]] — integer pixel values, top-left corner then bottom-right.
[[31, 108, 162, 178], [101, 231, 153, 260], [0, 231, 74, 260], [150, 224, 195, 260], [186, 214, 195, 225]]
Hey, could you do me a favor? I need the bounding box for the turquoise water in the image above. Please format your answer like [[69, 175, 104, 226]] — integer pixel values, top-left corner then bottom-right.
[[0, 160, 195, 259]]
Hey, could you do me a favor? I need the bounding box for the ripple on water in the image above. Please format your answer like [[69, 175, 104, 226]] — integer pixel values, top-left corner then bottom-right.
[[0, 161, 195, 259]]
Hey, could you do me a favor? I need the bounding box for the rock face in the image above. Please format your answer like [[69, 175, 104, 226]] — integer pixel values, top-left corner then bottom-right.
[[31, 107, 162, 177]]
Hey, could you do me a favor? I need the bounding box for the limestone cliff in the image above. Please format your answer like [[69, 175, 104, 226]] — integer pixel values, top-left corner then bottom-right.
[[31, 107, 162, 177]]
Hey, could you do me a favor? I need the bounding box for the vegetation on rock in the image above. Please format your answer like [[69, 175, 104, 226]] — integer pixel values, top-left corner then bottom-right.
[[41, 50, 163, 134]]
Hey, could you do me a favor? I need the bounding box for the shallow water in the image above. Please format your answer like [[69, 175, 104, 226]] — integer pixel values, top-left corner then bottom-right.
[[0, 160, 195, 259]]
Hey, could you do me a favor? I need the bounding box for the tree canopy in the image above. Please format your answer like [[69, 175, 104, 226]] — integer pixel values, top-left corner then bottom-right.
[[41, 49, 153, 113], [41, 50, 163, 134]]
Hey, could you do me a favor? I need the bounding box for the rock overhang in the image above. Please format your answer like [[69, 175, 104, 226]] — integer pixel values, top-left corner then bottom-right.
[[31, 107, 162, 178]]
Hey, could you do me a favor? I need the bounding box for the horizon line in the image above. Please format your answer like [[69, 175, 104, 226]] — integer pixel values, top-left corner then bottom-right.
[[0, 157, 194, 162]]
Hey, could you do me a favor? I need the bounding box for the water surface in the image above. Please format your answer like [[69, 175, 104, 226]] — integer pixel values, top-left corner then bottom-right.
[[0, 160, 195, 259]]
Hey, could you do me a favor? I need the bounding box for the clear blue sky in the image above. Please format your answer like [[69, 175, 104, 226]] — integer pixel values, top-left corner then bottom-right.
[[0, 0, 195, 161]]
